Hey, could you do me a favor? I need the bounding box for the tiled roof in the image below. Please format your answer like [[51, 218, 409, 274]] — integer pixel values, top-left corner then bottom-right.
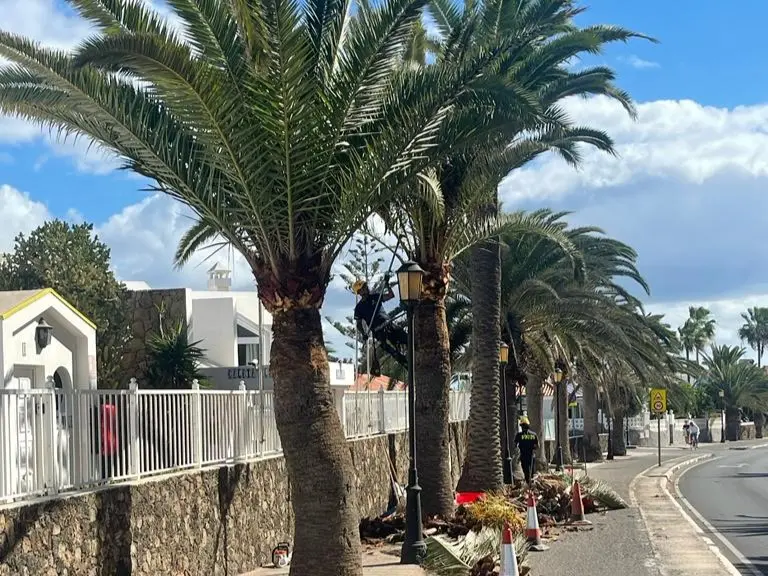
[[351, 374, 406, 391]]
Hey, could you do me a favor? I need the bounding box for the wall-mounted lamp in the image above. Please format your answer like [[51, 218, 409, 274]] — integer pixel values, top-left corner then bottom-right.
[[36, 317, 53, 350]]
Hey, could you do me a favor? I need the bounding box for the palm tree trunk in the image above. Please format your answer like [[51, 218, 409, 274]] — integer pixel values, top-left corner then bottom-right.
[[613, 409, 627, 456], [414, 298, 454, 517], [271, 307, 362, 576], [526, 373, 547, 470], [725, 406, 740, 441], [582, 382, 602, 462], [457, 240, 503, 493], [759, 344, 763, 368], [754, 411, 764, 439], [555, 382, 572, 464], [685, 348, 691, 383]]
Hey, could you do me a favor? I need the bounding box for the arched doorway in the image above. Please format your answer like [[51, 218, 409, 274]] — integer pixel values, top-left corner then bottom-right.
[[52, 367, 73, 487]]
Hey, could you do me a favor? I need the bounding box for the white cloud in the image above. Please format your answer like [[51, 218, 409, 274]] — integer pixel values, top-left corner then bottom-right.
[[95, 194, 255, 290], [621, 55, 660, 69], [500, 96, 768, 204], [0, 0, 93, 51], [0, 184, 50, 251], [0, 0, 176, 173]]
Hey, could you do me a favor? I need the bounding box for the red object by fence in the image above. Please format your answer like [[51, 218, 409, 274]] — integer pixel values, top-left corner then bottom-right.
[[100, 404, 118, 456]]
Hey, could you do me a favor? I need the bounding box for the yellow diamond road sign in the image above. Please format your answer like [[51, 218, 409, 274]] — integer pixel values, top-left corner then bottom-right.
[[650, 388, 666, 414]]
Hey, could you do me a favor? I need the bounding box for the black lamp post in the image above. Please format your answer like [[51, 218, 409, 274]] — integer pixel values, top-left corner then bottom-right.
[[599, 385, 614, 460], [719, 389, 726, 443], [500, 342, 513, 484], [397, 260, 427, 565], [554, 368, 564, 471]]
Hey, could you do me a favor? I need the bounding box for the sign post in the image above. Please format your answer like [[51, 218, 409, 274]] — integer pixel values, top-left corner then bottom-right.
[[650, 389, 667, 467]]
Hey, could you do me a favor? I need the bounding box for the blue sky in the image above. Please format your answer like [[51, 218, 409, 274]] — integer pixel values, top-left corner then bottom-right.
[[1, 0, 767, 357]]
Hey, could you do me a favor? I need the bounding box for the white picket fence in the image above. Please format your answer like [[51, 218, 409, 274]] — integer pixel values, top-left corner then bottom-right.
[[0, 382, 469, 506], [343, 389, 470, 437]]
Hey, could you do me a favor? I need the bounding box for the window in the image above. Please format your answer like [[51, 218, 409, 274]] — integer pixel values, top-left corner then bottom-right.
[[238, 343, 260, 366]]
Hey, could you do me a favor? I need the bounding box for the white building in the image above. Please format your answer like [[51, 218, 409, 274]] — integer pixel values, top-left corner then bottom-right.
[[125, 263, 354, 390], [0, 288, 97, 391]]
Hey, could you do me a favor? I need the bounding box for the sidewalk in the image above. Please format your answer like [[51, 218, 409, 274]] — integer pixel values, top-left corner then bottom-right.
[[242, 548, 425, 576], [631, 454, 736, 575], [526, 441, 768, 575], [526, 447, 686, 576]]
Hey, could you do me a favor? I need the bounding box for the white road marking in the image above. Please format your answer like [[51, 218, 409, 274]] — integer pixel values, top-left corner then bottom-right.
[[675, 458, 763, 576], [718, 463, 748, 468]]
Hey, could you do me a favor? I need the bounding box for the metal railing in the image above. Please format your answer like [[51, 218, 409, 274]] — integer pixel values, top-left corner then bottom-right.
[[0, 384, 469, 505]]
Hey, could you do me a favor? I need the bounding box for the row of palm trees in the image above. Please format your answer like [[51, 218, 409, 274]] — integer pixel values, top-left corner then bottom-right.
[[674, 306, 768, 440], [0, 0, 662, 573]]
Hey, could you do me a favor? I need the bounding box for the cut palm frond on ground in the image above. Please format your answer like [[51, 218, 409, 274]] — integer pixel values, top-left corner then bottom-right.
[[424, 526, 529, 575]]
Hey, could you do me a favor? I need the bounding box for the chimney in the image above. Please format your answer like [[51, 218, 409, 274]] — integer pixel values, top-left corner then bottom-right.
[[207, 262, 232, 291]]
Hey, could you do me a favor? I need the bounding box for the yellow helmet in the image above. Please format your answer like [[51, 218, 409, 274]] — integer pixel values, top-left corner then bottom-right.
[[519, 416, 530, 426], [351, 280, 366, 294]]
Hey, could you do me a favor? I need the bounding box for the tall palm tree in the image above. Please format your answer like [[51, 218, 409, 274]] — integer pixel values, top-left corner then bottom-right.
[[452, 212, 671, 469], [393, 0, 651, 496], [738, 307, 768, 367], [701, 345, 768, 440], [0, 1, 520, 572], [685, 306, 717, 364]]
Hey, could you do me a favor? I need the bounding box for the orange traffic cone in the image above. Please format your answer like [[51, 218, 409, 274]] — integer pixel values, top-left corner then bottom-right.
[[525, 491, 550, 551], [500, 522, 519, 576], [570, 479, 592, 526]]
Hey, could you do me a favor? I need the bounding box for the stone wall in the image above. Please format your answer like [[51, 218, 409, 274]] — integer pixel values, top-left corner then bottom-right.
[[0, 422, 467, 576], [119, 289, 188, 386]]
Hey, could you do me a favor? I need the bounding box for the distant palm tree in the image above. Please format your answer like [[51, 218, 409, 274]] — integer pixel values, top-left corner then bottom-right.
[[685, 306, 717, 364], [738, 307, 768, 367], [701, 345, 768, 441]]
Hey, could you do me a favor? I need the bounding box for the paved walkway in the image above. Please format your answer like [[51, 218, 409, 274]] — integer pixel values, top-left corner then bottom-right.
[[526, 447, 676, 576], [632, 454, 736, 575], [527, 441, 768, 575], [242, 548, 425, 575]]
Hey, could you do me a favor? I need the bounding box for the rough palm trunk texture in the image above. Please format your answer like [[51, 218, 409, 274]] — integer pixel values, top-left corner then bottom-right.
[[613, 410, 627, 456], [413, 299, 454, 518], [270, 307, 362, 576], [582, 382, 603, 462], [555, 382, 572, 464], [754, 411, 764, 438], [526, 373, 546, 470], [457, 240, 503, 492]]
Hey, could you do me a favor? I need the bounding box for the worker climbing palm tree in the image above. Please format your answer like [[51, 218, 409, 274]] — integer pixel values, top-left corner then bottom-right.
[[352, 277, 407, 375]]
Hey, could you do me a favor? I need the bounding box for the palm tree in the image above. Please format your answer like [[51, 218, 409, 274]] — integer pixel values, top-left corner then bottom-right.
[[686, 306, 717, 364], [701, 345, 768, 441], [738, 307, 768, 367], [0, 1, 521, 571], [390, 0, 652, 497], [451, 212, 672, 468]]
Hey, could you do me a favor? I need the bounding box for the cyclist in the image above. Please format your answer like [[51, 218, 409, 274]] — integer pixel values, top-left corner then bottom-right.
[[687, 420, 699, 449]]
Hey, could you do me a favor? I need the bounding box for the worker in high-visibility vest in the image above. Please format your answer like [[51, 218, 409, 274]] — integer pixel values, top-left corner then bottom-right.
[[515, 416, 539, 485]]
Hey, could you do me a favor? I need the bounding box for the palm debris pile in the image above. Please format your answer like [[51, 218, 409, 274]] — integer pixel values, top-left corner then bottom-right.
[[359, 473, 627, 575]]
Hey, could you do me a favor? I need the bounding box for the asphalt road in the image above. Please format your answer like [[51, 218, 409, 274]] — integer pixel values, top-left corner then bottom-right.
[[679, 447, 768, 575]]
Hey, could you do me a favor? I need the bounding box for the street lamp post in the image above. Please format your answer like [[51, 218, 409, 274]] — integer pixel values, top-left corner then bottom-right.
[[554, 368, 564, 471], [719, 389, 726, 443], [397, 261, 427, 565], [599, 385, 613, 460], [500, 342, 513, 484]]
